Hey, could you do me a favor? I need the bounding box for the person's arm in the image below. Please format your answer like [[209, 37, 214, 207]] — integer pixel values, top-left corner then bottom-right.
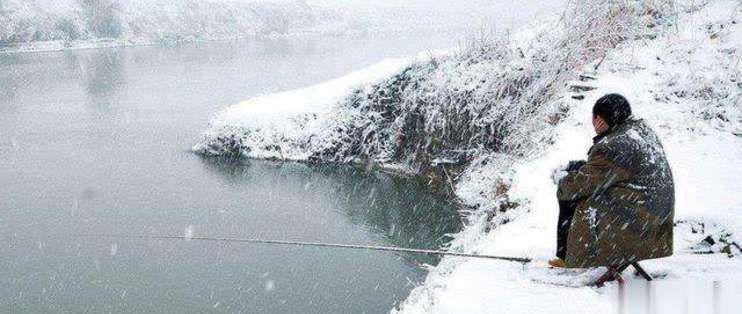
[[557, 146, 629, 202]]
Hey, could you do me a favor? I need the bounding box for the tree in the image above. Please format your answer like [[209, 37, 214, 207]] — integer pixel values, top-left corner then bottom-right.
[[78, 0, 123, 38]]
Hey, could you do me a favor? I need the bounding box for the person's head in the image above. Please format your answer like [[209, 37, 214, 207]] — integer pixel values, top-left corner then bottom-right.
[[592, 94, 632, 135]]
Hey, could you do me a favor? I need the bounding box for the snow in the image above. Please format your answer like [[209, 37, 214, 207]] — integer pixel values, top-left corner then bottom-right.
[[210, 58, 411, 127], [184, 225, 195, 240], [264, 280, 276, 292], [193, 57, 419, 160], [110, 243, 118, 256], [397, 1, 742, 313]]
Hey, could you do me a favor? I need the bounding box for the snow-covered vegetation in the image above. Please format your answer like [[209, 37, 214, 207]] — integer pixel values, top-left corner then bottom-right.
[[197, 0, 741, 312]]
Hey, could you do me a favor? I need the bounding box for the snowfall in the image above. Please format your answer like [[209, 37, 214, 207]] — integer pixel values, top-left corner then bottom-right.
[[192, 0, 742, 312], [2, 0, 739, 312]]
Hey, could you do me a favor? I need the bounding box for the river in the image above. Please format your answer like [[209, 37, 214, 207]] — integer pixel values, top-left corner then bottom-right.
[[0, 33, 464, 313]]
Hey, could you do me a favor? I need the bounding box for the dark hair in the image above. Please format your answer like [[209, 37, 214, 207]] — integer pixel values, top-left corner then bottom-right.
[[593, 94, 632, 127]]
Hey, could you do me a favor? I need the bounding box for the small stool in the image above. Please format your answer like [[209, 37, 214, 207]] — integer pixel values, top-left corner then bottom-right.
[[594, 262, 653, 287]]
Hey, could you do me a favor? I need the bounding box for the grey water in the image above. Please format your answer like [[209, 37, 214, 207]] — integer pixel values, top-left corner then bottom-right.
[[0, 33, 464, 313]]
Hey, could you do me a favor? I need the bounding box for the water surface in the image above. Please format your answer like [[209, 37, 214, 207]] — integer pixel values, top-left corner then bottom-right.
[[0, 33, 463, 313]]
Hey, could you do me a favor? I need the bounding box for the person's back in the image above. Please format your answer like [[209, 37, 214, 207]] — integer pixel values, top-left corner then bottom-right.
[[605, 118, 674, 223], [554, 94, 675, 269]]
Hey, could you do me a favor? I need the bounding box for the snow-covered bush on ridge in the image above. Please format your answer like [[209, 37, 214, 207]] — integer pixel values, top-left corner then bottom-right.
[[311, 35, 563, 167], [657, 5, 741, 136], [0, 0, 340, 48], [561, 0, 676, 68]]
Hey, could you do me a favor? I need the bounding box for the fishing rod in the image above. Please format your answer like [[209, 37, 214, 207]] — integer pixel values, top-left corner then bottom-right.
[[85, 234, 532, 264]]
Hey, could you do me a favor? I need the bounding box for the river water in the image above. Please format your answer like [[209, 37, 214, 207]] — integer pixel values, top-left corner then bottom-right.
[[0, 33, 464, 313]]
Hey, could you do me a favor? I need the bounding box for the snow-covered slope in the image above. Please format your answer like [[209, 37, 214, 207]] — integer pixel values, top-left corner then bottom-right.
[[397, 1, 742, 313]]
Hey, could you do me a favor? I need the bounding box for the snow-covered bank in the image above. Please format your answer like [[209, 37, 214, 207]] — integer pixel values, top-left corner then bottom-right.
[[193, 57, 415, 161], [0, 0, 342, 53], [195, 0, 741, 312], [194, 14, 573, 172]]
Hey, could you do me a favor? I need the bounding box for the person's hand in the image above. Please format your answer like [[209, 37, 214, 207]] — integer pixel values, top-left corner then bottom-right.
[[552, 160, 586, 184], [552, 162, 570, 184], [566, 160, 586, 172]]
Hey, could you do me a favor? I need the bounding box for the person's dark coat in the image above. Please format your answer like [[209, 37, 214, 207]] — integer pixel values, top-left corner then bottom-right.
[[557, 118, 675, 268]]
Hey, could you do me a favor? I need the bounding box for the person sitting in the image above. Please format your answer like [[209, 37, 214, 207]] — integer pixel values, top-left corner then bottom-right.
[[549, 94, 675, 270]]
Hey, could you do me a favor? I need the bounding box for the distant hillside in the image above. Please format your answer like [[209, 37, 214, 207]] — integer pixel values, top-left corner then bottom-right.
[[0, 0, 566, 53], [0, 0, 342, 52]]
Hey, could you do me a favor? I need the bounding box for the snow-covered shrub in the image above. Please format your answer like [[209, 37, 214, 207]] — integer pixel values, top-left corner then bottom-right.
[[639, 1, 742, 136], [306, 33, 563, 169], [54, 16, 83, 41], [561, 0, 677, 70], [0, 1, 75, 44]]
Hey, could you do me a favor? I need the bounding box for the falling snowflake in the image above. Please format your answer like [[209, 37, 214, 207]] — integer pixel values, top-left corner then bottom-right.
[[184, 225, 195, 240]]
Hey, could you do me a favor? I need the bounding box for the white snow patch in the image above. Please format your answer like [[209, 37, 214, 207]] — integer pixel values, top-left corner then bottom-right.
[[212, 58, 410, 128]]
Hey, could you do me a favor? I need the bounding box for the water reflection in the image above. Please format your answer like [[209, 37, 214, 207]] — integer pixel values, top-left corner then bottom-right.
[[68, 49, 126, 107], [199, 157, 463, 266], [0, 73, 18, 103], [0, 54, 25, 103]]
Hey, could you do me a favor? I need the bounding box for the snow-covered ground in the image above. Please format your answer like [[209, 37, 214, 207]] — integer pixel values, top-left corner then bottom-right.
[[398, 1, 742, 313], [194, 0, 740, 312]]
